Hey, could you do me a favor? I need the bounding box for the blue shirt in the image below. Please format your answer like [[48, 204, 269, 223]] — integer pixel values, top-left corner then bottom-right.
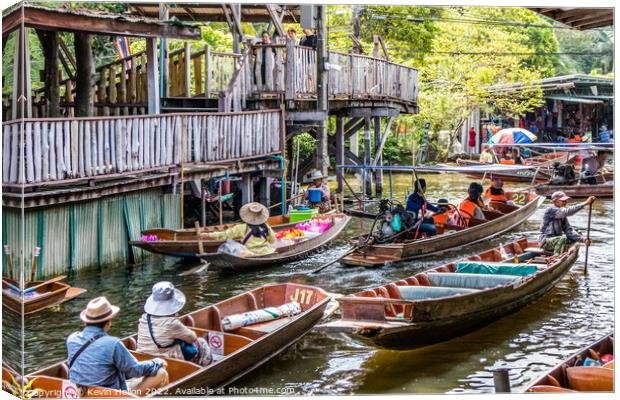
[[406, 192, 439, 218], [66, 326, 162, 391]]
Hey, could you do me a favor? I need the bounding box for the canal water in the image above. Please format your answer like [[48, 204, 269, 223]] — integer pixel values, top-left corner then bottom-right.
[[3, 173, 614, 394]]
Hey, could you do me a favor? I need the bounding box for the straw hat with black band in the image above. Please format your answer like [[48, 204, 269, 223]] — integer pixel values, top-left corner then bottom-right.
[[239, 202, 269, 226], [80, 297, 120, 324]]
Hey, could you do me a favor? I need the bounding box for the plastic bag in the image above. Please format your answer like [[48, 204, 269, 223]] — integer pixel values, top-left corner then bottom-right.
[[217, 240, 253, 257]]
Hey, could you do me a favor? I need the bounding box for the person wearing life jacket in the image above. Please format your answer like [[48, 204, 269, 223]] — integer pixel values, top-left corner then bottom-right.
[[483, 176, 509, 204], [457, 183, 487, 226]]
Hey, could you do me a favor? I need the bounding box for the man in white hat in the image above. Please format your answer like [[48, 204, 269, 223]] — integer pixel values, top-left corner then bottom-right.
[[205, 202, 277, 256], [304, 169, 332, 213], [66, 296, 169, 396], [539, 192, 595, 254]]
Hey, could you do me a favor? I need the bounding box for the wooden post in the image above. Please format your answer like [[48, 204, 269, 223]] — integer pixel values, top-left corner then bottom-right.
[[336, 116, 344, 193], [146, 37, 160, 114], [159, 4, 169, 98], [200, 182, 206, 227], [74, 32, 95, 117], [204, 45, 212, 97], [12, 27, 32, 119], [364, 116, 372, 196], [241, 173, 253, 204], [258, 177, 271, 206], [285, 39, 296, 102], [315, 5, 329, 176], [374, 116, 383, 195], [38, 30, 61, 117], [184, 42, 191, 97]]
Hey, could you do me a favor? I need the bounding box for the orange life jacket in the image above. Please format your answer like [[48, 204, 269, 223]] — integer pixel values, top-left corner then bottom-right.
[[484, 188, 508, 204], [500, 159, 515, 165], [574, 135, 582, 142], [457, 198, 482, 227]]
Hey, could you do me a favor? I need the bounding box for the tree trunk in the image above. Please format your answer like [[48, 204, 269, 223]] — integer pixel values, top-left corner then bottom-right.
[[37, 30, 61, 117], [74, 32, 94, 117]]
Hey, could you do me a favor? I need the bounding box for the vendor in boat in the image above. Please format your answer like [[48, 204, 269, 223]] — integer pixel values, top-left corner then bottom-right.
[[67, 297, 169, 396], [205, 202, 277, 256], [539, 192, 595, 254], [304, 169, 332, 213], [580, 150, 608, 185], [456, 182, 487, 226], [512, 148, 525, 165], [406, 179, 442, 237], [479, 145, 495, 163], [483, 176, 509, 204], [137, 282, 212, 366]]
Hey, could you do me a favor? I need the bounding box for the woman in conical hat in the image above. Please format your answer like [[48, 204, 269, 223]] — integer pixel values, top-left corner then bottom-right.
[[206, 202, 277, 256]]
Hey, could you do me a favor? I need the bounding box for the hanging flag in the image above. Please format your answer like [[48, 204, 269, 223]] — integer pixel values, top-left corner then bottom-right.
[[113, 36, 132, 70]]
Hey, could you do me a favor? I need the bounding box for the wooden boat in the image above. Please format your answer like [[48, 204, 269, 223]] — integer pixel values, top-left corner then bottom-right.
[[199, 214, 351, 271], [318, 238, 580, 350], [341, 192, 544, 267], [525, 334, 613, 392], [536, 181, 614, 198], [2, 277, 86, 315], [129, 213, 334, 259], [28, 283, 330, 397], [455, 159, 553, 183]]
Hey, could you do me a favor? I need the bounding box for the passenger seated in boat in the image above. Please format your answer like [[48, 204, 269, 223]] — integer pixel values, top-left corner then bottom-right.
[[483, 176, 509, 204], [539, 191, 595, 254], [581, 150, 608, 185], [206, 202, 277, 256], [304, 170, 332, 213], [512, 148, 525, 165], [456, 183, 486, 226], [479, 145, 495, 163], [406, 179, 441, 237], [66, 297, 169, 396], [137, 282, 212, 366]]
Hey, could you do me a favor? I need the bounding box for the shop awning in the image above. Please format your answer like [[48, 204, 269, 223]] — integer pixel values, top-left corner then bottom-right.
[[545, 95, 604, 104]]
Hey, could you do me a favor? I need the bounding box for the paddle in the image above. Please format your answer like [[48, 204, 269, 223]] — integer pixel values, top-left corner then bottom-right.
[[179, 261, 210, 276], [3, 275, 67, 294], [584, 200, 594, 274], [30, 247, 40, 282], [310, 244, 368, 274]]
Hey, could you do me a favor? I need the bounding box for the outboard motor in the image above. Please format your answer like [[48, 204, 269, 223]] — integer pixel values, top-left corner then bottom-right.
[[550, 163, 575, 185]]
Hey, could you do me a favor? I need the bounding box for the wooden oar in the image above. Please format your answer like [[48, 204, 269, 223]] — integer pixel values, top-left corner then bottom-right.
[[3, 275, 66, 294], [584, 200, 594, 274], [179, 240, 209, 276], [30, 247, 40, 282], [310, 245, 365, 274]]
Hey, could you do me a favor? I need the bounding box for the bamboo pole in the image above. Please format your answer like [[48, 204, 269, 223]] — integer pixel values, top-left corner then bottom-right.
[[219, 179, 224, 225], [30, 247, 40, 282]]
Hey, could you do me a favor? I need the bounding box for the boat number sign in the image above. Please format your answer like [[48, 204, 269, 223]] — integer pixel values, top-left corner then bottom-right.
[[290, 288, 314, 305], [208, 332, 225, 356], [510, 193, 528, 205]]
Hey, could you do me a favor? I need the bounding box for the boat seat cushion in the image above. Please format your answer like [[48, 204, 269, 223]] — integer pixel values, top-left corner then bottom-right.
[[455, 262, 539, 276], [398, 286, 477, 300], [426, 273, 522, 289]]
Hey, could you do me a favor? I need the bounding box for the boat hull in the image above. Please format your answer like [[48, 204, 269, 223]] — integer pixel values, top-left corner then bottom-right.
[[199, 215, 351, 271], [2, 280, 86, 315], [341, 196, 544, 267], [536, 182, 614, 198]]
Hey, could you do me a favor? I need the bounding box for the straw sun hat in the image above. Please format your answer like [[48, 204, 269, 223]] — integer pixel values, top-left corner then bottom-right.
[[144, 281, 186, 316], [80, 296, 120, 324], [309, 170, 324, 180], [239, 202, 269, 225]]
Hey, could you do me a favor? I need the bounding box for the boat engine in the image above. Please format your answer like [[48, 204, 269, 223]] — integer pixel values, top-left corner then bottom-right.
[[376, 201, 414, 242]]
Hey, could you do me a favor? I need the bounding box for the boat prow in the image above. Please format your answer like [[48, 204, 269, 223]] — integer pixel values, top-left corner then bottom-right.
[[2, 278, 87, 316]]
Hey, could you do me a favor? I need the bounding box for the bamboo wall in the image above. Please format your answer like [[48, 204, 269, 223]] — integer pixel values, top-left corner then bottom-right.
[[2, 189, 181, 279]]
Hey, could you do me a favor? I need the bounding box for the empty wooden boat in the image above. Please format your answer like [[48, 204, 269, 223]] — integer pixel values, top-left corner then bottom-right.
[[526, 334, 614, 392], [341, 192, 544, 267], [199, 214, 351, 271], [455, 158, 560, 183], [319, 238, 579, 350], [536, 181, 614, 198], [28, 283, 330, 397], [2, 277, 86, 316]]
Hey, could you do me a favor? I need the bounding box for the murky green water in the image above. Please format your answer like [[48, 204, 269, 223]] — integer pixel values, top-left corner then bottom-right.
[[3, 173, 614, 394]]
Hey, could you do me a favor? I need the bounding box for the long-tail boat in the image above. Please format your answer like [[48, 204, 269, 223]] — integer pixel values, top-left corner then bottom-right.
[[318, 238, 579, 350], [28, 283, 330, 397], [535, 181, 614, 198], [341, 192, 543, 267], [525, 334, 613, 392], [198, 214, 351, 271], [2, 276, 86, 315]]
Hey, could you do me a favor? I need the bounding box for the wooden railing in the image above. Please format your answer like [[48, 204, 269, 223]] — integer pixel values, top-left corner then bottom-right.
[[3, 43, 418, 118], [2, 110, 283, 185]]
